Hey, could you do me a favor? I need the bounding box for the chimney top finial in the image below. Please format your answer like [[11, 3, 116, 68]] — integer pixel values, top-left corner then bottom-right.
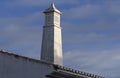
[[43, 3, 61, 14]]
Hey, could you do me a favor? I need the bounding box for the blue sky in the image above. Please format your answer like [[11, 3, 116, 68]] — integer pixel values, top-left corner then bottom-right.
[[0, 0, 120, 78]]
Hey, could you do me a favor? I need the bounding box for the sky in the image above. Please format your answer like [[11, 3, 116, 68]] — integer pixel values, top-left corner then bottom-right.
[[0, 0, 120, 78]]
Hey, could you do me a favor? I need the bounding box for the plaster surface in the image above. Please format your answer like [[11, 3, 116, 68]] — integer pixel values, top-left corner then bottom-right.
[[0, 52, 53, 78]]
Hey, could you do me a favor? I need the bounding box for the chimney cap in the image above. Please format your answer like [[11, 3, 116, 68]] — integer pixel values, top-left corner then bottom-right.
[[44, 3, 61, 14]]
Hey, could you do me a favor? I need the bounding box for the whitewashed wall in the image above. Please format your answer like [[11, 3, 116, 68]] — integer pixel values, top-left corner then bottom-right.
[[0, 52, 53, 78]]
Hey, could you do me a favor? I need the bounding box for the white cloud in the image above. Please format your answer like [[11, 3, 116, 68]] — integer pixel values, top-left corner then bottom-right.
[[64, 48, 120, 78], [63, 4, 101, 20]]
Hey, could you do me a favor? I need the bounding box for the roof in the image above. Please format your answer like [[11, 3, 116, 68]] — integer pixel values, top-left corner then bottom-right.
[[0, 50, 51, 65], [44, 3, 61, 14], [52, 65, 104, 78], [0, 50, 104, 78]]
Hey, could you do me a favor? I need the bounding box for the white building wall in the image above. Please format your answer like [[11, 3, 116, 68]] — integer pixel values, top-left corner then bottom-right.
[[0, 52, 54, 78]]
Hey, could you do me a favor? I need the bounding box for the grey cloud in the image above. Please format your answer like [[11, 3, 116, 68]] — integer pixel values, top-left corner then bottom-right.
[[0, 1, 120, 78], [3, 0, 79, 8], [62, 19, 120, 44], [63, 32, 120, 42], [0, 12, 43, 26], [0, 25, 42, 59], [62, 1, 120, 22], [0, 12, 43, 58], [62, 14, 120, 35]]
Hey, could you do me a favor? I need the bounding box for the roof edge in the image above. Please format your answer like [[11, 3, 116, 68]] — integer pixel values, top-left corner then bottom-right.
[[53, 65, 104, 78], [0, 50, 53, 65]]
